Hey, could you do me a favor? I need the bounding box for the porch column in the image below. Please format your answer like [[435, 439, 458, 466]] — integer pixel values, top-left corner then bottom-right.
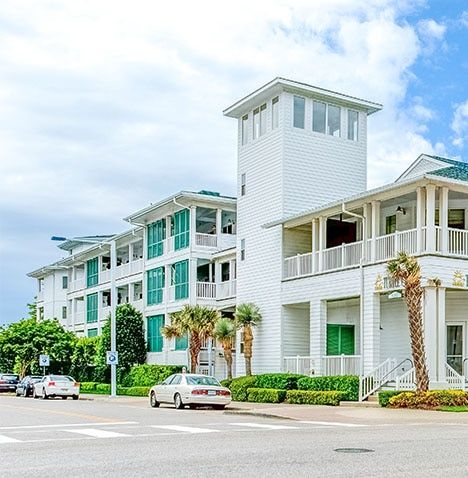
[[423, 285, 442, 386], [216, 208, 222, 247], [426, 184, 436, 253], [97, 290, 103, 334], [71, 297, 76, 332], [318, 216, 326, 272], [311, 219, 318, 273], [362, 290, 381, 374], [416, 186, 426, 253], [310, 299, 327, 376], [165, 215, 172, 252], [371, 200, 380, 262], [189, 258, 197, 305], [164, 264, 171, 303], [363, 203, 371, 261], [437, 287, 447, 386], [439, 186, 449, 254], [190, 206, 197, 247]]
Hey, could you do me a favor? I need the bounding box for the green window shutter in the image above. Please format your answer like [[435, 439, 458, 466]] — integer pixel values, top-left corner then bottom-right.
[[326, 324, 355, 355], [86, 293, 98, 323], [147, 267, 165, 305], [86, 258, 99, 287], [173, 209, 190, 251], [326, 324, 340, 355], [147, 220, 166, 259], [147, 315, 164, 352], [340, 326, 355, 355], [87, 328, 98, 337], [175, 333, 188, 350], [173, 260, 189, 300]]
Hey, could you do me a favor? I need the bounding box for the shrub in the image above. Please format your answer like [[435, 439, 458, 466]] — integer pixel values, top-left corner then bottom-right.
[[117, 386, 151, 397], [220, 378, 233, 389], [79, 382, 99, 393], [297, 375, 359, 401], [247, 388, 287, 403], [378, 390, 403, 407], [389, 390, 468, 409], [255, 373, 305, 391], [286, 390, 344, 406], [228, 376, 258, 401], [95, 383, 111, 394], [121, 364, 183, 387]]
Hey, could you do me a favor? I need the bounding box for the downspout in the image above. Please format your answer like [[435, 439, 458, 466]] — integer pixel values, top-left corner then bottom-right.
[[342, 203, 366, 377]]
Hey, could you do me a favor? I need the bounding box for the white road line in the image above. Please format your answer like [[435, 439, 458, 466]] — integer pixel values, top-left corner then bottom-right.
[[65, 428, 130, 438], [299, 421, 365, 427], [0, 421, 137, 430], [151, 425, 219, 434], [0, 434, 21, 443], [229, 422, 298, 430]]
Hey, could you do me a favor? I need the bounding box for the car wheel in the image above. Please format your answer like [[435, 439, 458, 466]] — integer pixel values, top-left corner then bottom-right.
[[61, 396, 67, 400], [213, 405, 225, 410], [189, 404, 197, 409], [150, 391, 160, 408], [72, 395, 79, 400], [174, 393, 185, 409], [41, 388, 48, 400]]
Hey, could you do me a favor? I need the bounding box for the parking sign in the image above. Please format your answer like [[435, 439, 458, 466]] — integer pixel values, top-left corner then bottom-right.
[[106, 351, 118, 365], [39, 354, 50, 367]]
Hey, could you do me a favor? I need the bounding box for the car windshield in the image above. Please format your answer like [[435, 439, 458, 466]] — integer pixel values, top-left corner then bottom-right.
[[186, 376, 220, 386], [2, 374, 19, 380], [49, 375, 73, 381]]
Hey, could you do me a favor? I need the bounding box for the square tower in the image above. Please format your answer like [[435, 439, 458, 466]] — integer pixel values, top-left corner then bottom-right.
[[224, 78, 382, 374]]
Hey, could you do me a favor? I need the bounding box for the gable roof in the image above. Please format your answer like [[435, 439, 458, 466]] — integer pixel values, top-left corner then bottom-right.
[[396, 154, 468, 183]]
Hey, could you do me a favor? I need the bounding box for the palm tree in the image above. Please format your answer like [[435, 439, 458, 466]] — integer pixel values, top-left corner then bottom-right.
[[162, 305, 220, 373], [213, 317, 236, 380], [387, 252, 429, 392], [234, 303, 262, 376]]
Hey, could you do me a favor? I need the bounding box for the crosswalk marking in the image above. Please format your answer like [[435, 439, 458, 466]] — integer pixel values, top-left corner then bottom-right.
[[0, 421, 138, 430], [229, 422, 298, 430], [65, 428, 130, 438], [0, 434, 21, 443], [299, 421, 365, 428], [151, 425, 219, 434]]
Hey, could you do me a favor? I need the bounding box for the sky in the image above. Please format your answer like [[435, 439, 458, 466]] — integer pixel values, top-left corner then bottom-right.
[[0, 0, 467, 324]]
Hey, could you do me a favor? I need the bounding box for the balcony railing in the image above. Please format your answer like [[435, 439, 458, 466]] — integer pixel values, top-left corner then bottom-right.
[[218, 280, 237, 299], [196, 282, 217, 299], [195, 233, 217, 248], [74, 311, 85, 325], [70, 278, 85, 292], [283, 355, 361, 376], [115, 259, 144, 279]]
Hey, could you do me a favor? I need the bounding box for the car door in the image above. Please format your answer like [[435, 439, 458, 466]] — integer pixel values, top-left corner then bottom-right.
[[168, 374, 182, 402], [156, 375, 174, 403]]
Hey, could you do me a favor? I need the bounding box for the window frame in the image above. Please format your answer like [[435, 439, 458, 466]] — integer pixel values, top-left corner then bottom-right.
[[312, 100, 327, 134], [62, 276, 68, 289], [240, 173, 246, 197], [86, 258, 99, 288], [86, 293, 98, 323], [172, 260, 189, 300], [147, 267, 165, 305], [241, 114, 249, 145], [147, 219, 166, 259], [293, 96, 305, 129], [259, 103, 267, 136], [347, 109, 359, 141], [173, 209, 190, 251], [386, 215, 397, 235], [327, 104, 341, 137]]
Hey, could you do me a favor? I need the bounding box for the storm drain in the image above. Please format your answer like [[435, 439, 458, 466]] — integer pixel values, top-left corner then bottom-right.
[[334, 448, 374, 454]]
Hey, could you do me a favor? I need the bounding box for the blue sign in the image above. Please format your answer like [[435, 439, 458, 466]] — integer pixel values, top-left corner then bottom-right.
[[106, 351, 118, 365]]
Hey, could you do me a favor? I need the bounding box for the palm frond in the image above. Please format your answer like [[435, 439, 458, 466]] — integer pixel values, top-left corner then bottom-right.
[[234, 303, 262, 327]]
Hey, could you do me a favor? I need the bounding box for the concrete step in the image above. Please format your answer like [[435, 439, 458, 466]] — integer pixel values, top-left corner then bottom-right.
[[341, 401, 380, 408], [367, 395, 379, 402]]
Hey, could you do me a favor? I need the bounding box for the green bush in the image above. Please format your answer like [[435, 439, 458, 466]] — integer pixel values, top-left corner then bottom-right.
[[220, 378, 232, 389], [79, 382, 99, 393], [297, 375, 359, 401], [117, 386, 150, 397], [255, 373, 305, 391], [95, 383, 111, 394], [121, 364, 183, 387], [228, 376, 258, 401], [379, 390, 403, 407], [389, 390, 468, 409], [247, 388, 287, 403], [286, 390, 344, 406]]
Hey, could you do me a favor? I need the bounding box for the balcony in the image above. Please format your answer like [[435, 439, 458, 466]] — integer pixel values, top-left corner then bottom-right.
[[70, 278, 85, 292], [195, 233, 217, 248], [74, 311, 85, 325], [115, 259, 144, 279], [217, 280, 237, 299], [196, 282, 217, 299], [283, 355, 361, 376], [196, 280, 237, 300]]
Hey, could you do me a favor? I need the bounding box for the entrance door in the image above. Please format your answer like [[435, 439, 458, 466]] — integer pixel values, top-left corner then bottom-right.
[[446, 325, 464, 374]]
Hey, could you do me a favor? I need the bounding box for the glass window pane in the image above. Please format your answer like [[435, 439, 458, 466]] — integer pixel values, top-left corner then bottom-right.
[[253, 108, 260, 139], [272, 97, 279, 129], [312, 101, 326, 133], [241, 115, 248, 145], [260, 104, 267, 135], [293, 96, 305, 129], [347, 110, 358, 141], [327, 105, 341, 137]]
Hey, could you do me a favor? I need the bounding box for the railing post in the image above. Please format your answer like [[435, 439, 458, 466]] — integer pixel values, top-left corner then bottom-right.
[[340, 354, 344, 375], [395, 230, 400, 255], [341, 244, 345, 268], [296, 355, 300, 375], [296, 254, 300, 276]]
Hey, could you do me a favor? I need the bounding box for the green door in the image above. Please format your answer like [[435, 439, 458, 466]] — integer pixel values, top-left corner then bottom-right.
[[326, 324, 355, 355], [86, 293, 98, 323], [147, 315, 164, 352], [147, 267, 165, 305], [147, 219, 166, 259], [86, 258, 99, 287]]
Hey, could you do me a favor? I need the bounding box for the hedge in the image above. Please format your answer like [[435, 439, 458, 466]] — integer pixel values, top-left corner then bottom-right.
[[247, 388, 287, 403], [95, 383, 111, 394], [117, 386, 150, 397], [220, 379, 232, 389], [378, 390, 403, 407], [121, 364, 183, 387], [286, 390, 344, 406], [229, 376, 258, 401], [389, 390, 468, 409], [79, 382, 150, 397], [297, 375, 359, 401], [255, 373, 305, 391], [80, 382, 99, 393]]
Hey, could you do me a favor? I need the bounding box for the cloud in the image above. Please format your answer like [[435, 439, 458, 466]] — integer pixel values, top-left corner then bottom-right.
[[460, 11, 468, 27], [451, 100, 468, 148]]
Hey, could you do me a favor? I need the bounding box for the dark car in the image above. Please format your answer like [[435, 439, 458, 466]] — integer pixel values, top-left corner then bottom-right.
[[16, 375, 43, 397], [0, 373, 20, 392]]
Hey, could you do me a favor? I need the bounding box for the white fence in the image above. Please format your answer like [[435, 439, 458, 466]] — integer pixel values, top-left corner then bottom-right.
[[395, 367, 416, 390], [445, 363, 466, 390], [70, 278, 85, 292], [283, 355, 361, 377], [359, 358, 397, 401], [196, 282, 216, 299], [447, 228, 468, 256], [195, 233, 217, 248]]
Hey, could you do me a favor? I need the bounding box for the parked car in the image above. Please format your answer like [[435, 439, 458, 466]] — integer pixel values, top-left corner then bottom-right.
[[149, 373, 231, 410], [0, 373, 20, 393], [16, 375, 43, 397], [33, 375, 80, 400]]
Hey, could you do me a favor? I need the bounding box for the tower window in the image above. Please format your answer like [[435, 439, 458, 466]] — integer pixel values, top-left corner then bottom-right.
[[312, 101, 326, 134], [253, 107, 260, 139], [260, 104, 267, 136], [293, 96, 305, 129], [241, 115, 248, 145], [241, 173, 246, 196], [62, 276, 68, 289], [240, 239, 245, 261], [348, 110, 359, 141], [328, 105, 341, 137], [272, 97, 279, 129]]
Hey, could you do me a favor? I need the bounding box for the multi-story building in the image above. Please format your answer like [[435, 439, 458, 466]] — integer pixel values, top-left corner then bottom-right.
[[28, 78, 468, 396]]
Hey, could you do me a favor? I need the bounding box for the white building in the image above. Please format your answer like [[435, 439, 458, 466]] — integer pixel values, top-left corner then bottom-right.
[[28, 78, 468, 396]]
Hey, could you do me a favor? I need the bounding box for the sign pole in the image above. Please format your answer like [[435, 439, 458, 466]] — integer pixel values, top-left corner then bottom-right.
[[110, 240, 117, 398]]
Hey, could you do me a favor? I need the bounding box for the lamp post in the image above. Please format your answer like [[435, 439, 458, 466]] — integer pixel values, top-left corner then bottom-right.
[[51, 235, 118, 398]]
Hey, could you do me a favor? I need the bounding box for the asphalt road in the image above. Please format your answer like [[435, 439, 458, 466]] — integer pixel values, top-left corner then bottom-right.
[[1, 394, 468, 477]]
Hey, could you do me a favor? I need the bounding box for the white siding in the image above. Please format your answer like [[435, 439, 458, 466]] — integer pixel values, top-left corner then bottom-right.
[[282, 305, 310, 357], [380, 298, 411, 364]]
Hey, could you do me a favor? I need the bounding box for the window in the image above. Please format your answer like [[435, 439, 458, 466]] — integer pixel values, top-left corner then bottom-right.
[[241, 115, 248, 145], [171, 374, 182, 385], [327, 105, 341, 137], [175, 333, 188, 350], [86, 258, 99, 287], [62, 276, 68, 289], [62, 306, 67, 320], [240, 173, 246, 196], [293, 96, 305, 129], [240, 239, 245, 261], [348, 110, 359, 141], [272, 97, 279, 129], [435, 209, 465, 230], [87, 328, 98, 338], [253, 107, 260, 139], [86, 293, 98, 323], [147, 267, 165, 305], [326, 324, 355, 355], [312, 101, 326, 133], [259, 103, 267, 136], [173, 209, 190, 250], [386, 215, 397, 234], [147, 315, 164, 352], [172, 260, 189, 300], [147, 219, 166, 259]]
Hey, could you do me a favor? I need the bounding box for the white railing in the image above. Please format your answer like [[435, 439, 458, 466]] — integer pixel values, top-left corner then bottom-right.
[[37, 290, 44, 301], [74, 311, 85, 325], [359, 358, 397, 401], [217, 280, 237, 299], [195, 233, 217, 248], [100, 306, 111, 319], [115, 259, 144, 279], [322, 242, 363, 271], [322, 355, 361, 376], [283, 356, 318, 376], [132, 299, 144, 311], [395, 367, 416, 390], [447, 228, 468, 256], [70, 278, 85, 292], [196, 282, 216, 299], [445, 363, 466, 390], [398, 228, 418, 254], [100, 269, 111, 283], [283, 252, 314, 279]]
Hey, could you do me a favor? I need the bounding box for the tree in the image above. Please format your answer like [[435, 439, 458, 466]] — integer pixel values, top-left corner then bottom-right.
[[387, 252, 429, 392], [95, 304, 146, 382], [162, 305, 220, 373], [213, 317, 236, 380], [69, 336, 100, 382], [234, 303, 262, 376]]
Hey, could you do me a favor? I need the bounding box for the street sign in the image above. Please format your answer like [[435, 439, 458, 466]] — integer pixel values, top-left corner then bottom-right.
[[106, 351, 118, 365], [39, 354, 50, 367]]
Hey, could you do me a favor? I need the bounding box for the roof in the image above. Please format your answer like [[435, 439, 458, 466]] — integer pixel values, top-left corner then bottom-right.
[[58, 235, 116, 251], [223, 77, 383, 118]]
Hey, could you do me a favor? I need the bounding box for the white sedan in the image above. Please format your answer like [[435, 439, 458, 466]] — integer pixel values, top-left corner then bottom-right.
[[149, 373, 231, 410], [33, 375, 80, 400]]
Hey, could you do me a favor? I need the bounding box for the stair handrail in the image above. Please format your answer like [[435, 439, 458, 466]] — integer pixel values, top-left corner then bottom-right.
[[359, 358, 396, 401], [445, 362, 465, 390], [463, 358, 468, 378], [379, 358, 413, 384], [395, 367, 416, 390]]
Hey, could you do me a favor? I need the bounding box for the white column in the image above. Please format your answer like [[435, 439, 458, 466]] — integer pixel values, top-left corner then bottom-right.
[[216, 208, 222, 247], [311, 219, 317, 273], [416, 186, 426, 253], [164, 264, 171, 303], [318, 216, 326, 271], [189, 258, 197, 305], [165, 215, 172, 252], [363, 203, 371, 261], [71, 298, 76, 332], [310, 299, 327, 375], [426, 184, 436, 253], [190, 206, 197, 247], [423, 286, 438, 385], [437, 287, 447, 387], [362, 291, 381, 374], [439, 186, 449, 254], [371, 200, 380, 262]]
